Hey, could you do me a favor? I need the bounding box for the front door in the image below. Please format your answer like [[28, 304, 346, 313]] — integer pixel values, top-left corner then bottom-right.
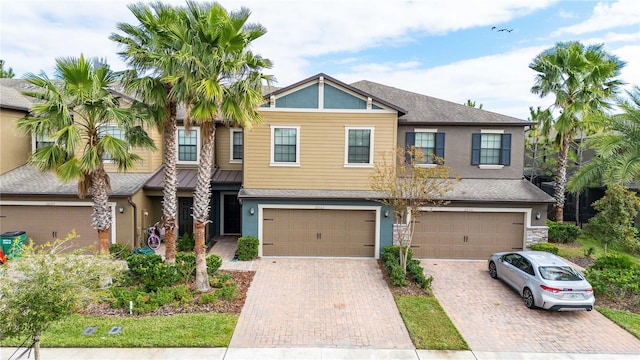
[[222, 194, 241, 234], [178, 197, 194, 236]]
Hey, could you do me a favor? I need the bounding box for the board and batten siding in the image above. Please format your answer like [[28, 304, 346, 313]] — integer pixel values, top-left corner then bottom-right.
[[243, 111, 397, 190]]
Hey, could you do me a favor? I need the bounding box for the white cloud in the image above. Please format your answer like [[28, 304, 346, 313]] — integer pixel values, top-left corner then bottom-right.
[[552, 0, 640, 36]]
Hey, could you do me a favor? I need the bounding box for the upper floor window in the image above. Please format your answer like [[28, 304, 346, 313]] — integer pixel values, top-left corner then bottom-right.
[[471, 131, 511, 168], [100, 124, 126, 161], [345, 127, 374, 166], [230, 129, 243, 163], [32, 133, 55, 152], [405, 130, 445, 165], [177, 127, 199, 163], [271, 126, 299, 166]]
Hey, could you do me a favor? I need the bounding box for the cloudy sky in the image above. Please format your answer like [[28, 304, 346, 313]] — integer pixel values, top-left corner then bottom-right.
[[1, 0, 638, 119]]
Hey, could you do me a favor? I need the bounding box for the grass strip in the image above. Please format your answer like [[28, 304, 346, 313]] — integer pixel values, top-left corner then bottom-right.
[[598, 308, 640, 339], [395, 295, 469, 350], [0, 313, 237, 347]]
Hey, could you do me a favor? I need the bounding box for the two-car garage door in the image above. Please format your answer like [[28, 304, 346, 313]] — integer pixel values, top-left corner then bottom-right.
[[261, 208, 376, 257], [411, 211, 525, 260], [0, 204, 99, 250]]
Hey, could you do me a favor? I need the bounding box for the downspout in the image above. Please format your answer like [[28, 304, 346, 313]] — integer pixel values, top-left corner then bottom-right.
[[127, 196, 138, 248]]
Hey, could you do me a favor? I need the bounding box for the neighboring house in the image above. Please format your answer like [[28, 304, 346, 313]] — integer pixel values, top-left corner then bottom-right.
[[0, 74, 554, 259], [239, 74, 554, 260]]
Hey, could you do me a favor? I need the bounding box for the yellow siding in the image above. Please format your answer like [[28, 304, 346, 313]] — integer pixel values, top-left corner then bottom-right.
[[0, 108, 31, 174], [244, 111, 397, 190], [216, 125, 242, 171], [103, 124, 163, 173]]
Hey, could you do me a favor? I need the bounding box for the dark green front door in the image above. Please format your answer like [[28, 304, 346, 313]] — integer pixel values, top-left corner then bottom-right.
[[223, 194, 241, 234]]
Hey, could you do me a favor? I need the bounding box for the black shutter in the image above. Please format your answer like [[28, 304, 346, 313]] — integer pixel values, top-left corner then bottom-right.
[[435, 132, 445, 160], [405, 132, 415, 163], [501, 133, 511, 166], [471, 133, 481, 165]]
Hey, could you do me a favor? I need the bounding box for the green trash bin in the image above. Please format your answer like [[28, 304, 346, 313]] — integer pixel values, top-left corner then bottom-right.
[[1, 231, 27, 259]]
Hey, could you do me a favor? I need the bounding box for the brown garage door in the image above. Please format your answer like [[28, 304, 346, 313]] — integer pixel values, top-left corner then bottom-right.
[[411, 211, 524, 259], [0, 205, 99, 251], [262, 208, 376, 257]]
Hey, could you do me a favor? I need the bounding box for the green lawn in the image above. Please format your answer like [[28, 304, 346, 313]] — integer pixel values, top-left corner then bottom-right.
[[598, 308, 640, 339], [556, 235, 640, 265], [0, 313, 237, 347], [395, 295, 469, 350]]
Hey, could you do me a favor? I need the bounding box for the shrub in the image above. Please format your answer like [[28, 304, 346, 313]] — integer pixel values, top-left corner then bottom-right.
[[126, 253, 164, 278], [381, 245, 412, 263], [216, 283, 237, 301], [206, 253, 222, 275], [381, 245, 429, 289], [138, 263, 182, 291], [175, 252, 196, 281], [589, 253, 635, 271], [237, 236, 259, 260], [585, 257, 640, 299], [547, 220, 580, 244], [109, 243, 131, 260], [407, 259, 432, 290], [389, 265, 408, 287], [530, 242, 559, 255], [176, 232, 195, 252], [210, 272, 233, 288], [199, 292, 218, 304]]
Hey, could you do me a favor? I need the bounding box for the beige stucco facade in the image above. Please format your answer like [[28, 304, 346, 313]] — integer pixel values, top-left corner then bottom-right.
[[0, 108, 31, 174]]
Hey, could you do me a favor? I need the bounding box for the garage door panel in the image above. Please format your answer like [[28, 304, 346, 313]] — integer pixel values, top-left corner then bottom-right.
[[412, 211, 524, 260], [0, 205, 99, 251], [262, 208, 375, 257]]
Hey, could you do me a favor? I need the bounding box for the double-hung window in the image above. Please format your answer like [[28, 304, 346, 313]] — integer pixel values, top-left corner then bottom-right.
[[271, 126, 299, 165], [471, 130, 511, 168], [177, 127, 199, 163], [100, 124, 126, 161], [405, 129, 445, 165], [230, 129, 243, 163], [345, 127, 374, 166], [32, 133, 55, 152]]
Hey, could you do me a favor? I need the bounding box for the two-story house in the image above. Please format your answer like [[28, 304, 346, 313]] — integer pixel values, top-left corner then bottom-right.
[[0, 74, 553, 259], [239, 74, 554, 259]]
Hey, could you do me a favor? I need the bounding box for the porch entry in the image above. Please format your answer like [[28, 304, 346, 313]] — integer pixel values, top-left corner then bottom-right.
[[178, 197, 193, 236], [222, 193, 241, 234]]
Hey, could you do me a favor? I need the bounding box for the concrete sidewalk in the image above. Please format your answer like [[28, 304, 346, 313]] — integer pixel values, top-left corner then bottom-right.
[[2, 347, 640, 360]]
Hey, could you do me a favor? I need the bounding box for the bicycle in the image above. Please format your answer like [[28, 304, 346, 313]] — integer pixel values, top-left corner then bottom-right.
[[147, 222, 161, 250]]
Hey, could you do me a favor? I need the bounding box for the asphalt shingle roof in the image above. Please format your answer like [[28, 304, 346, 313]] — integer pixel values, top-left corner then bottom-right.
[[240, 179, 554, 203], [350, 80, 532, 126], [0, 165, 153, 197], [0, 79, 37, 111]]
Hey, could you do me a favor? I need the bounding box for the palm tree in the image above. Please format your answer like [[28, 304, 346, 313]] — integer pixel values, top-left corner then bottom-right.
[[169, 1, 272, 291], [16, 55, 154, 254], [110, 2, 182, 264], [569, 86, 640, 191], [529, 41, 625, 222]]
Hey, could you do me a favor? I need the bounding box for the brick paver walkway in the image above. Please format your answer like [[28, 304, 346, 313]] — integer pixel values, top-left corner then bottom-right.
[[422, 260, 640, 354], [229, 258, 414, 349]]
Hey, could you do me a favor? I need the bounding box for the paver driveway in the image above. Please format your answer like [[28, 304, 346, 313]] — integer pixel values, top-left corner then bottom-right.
[[229, 258, 414, 349], [422, 260, 640, 354]]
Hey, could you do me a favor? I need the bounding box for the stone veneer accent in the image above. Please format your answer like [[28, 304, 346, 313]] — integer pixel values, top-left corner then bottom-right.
[[526, 226, 549, 248]]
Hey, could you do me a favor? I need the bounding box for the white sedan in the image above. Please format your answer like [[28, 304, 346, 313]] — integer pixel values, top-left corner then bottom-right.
[[488, 251, 595, 311]]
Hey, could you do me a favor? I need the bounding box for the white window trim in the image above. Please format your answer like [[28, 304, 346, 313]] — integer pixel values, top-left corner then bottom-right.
[[31, 132, 55, 153], [414, 129, 437, 168], [480, 129, 505, 134], [479, 164, 505, 170], [270, 125, 300, 167], [229, 128, 243, 164], [344, 126, 375, 167], [176, 126, 200, 164]]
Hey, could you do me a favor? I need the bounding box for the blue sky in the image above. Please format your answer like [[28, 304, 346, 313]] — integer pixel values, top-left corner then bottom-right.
[[1, 0, 638, 119]]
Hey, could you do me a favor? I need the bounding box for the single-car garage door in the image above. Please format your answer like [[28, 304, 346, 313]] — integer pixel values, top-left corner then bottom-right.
[[262, 208, 376, 257], [0, 205, 99, 250], [411, 211, 524, 259]]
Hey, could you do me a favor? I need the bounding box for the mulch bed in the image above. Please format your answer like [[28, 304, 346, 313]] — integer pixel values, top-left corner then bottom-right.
[[80, 270, 255, 317], [377, 259, 430, 297]]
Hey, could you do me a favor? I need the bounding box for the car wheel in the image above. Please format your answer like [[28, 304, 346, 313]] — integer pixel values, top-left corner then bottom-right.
[[523, 288, 536, 309], [488, 261, 498, 279]]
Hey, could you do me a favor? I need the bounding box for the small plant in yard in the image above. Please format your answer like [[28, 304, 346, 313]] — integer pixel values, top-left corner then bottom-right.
[[0, 233, 117, 360], [530, 242, 559, 255], [206, 253, 222, 274], [585, 254, 640, 304], [109, 243, 131, 260], [547, 220, 581, 244], [584, 247, 595, 258], [236, 236, 259, 260], [176, 232, 195, 252], [382, 245, 432, 290]]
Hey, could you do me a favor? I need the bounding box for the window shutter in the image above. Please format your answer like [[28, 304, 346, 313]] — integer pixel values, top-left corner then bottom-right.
[[501, 133, 511, 166], [471, 133, 481, 165], [435, 133, 445, 159], [405, 132, 415, 163]]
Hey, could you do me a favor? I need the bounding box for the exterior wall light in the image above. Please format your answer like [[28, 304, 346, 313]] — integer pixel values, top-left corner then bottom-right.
[[535, 212, 541, 220], [250, 207, 255, 215]]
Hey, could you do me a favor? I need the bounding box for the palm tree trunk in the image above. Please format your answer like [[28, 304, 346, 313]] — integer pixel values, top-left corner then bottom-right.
[[162, 98, 178, 265], [193, 121, 215, 292], [553, 136, 571, 223], [91, 168, 112, 254]]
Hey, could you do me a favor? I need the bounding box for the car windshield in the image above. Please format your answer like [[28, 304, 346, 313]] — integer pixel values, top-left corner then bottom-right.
[[538, 266, 583, 281]]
